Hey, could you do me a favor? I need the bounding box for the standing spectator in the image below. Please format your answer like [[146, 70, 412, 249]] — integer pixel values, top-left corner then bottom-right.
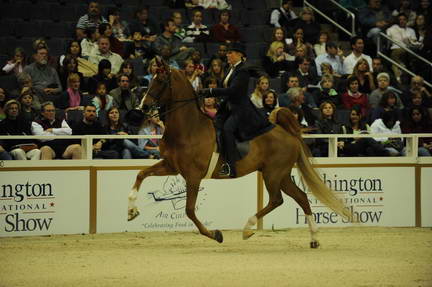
[[351, 58, 376, 95], [19, 87, 38, 122], [57, 73, 91, 112], [359, 0, 392, 44], [263, 41, 293, 78], [76, 1, 108, 40], [343, 36, 373, 75], [369, 72, 404, 109], [392, 0, 417, 27], [92, 82, 114, 116], [401, 107, 432, 156], [270, 0, 297, 33], [184, 9, 210, 43], [341, 76, 369, 116], [107, 7, 130, 41], [293, 7, 320, 45], [250, 76, 270, 109], [370, 110, 404, 156], [313, 31, 329, 57], [32, 102, 81, 160], [129, 6, 160, 38], [0, 100, 41, 160], [23, 47, 62, 108], [89, 36, 124, 75], [210, 10, 240, 44], [386, 13, 419, 82], [98, 23, 124, 57], [87, 59, 117, 95], [2, 47, 26, 75], [110, 74, 138, 111], [315, 42, 344, 76]]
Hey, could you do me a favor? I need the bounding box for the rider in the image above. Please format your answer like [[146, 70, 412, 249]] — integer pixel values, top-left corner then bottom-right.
[[203, 43, 273, 177]]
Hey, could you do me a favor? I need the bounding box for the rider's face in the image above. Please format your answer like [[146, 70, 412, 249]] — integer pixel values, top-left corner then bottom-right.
[[226, 51, 242, 65]]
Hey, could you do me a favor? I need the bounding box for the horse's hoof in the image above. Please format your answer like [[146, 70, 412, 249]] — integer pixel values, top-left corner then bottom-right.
[[128, 208, 140, 221], [310, 240, 320, 249], [214, 230, 223, 243], [242, 230, 255, 240]]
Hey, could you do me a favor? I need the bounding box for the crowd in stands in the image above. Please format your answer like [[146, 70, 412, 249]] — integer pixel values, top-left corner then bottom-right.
[[0, 0, 431, 161]]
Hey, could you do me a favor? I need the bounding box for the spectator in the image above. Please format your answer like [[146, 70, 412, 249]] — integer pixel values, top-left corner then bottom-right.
[[124, 31, 155, 61], [263, 41, 293, 78], [402, 90, 429, 119], [159, 45, 181, 69], [370, 110, 404, 156], [0, 88, 7, 121], [31, 38, 58, 68], [386, 13, 419, 82], [371, 57, 399, 88], [154, 19, 195, 68], [16, 73, 37, 108], [171, 11, 187, 41], [88, 59, 117, 95], [202, 78, 219, 118], [315, 42, 344, 76], [315, 101, 343, 157], [32, 101, 81, 160], [287, 28, 313, 57], [210, 10, 240, 44], [59, 40, 82, 67], [313, 31, 329, 57], [0, 100, 41, 160], [98, 23, 124, 57], [370, 91, 403, 122], [293, 7, 320, 45], [119, 60, 140, 90], [206, 43, 228, 69], [270, 0, 297, 33], [359, 0, 392, 44], [184, 59, 203, 91], [19, 87, 38, 122], [110, 74, 138, 111], [81, 28, 100, 58], [413, 14, 427, 47], [320, 62, 343, 88], [282, 87, 316, 126], [194, 0, 231, 10], [292, 56, 319, 88], [76, 1, 108, 40], [351, 58, 376, 95], [204, 58, 225, 86], [401, 107, 432, 156], [89, 36, 124, 74], [259, 90, 279, 118], [313, 74, 340, 107], [416, 0, 432, 25], [369, 72, 404, 109], [251, 76, 270, 109], [184, 9, 210, 43], [392, 0, 417, 27], [107, 7, 130, 41], [402, 75, 432, 107], [71, 104, 119, 159], [57, 73, 91, 112], [58, 55, 86, 94], [343, 36, 373, 75], [2, 47, 26, 75], [341, 76, 369, 116], [129, 6, 159, 38], [191, 50, 206, 72], [92, 82, 114, 116], [23, 47, 62, 108], [143, 57, 158, 84], [279, 75, 315, 108], [138, 109, 165, 159]]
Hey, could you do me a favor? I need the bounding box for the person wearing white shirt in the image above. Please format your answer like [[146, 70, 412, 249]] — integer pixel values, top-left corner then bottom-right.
[[31, 102, 81, 160], [88, 36, 124, 74], [343, 36, 373, 75], [370, 110, 404, 156], [386, 13, 419, 81], [314, 42, 344, 76], [270, 0, 297, 29]]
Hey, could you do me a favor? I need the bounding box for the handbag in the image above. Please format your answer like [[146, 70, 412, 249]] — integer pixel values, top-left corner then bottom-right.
[[11, 143, 38, 152]]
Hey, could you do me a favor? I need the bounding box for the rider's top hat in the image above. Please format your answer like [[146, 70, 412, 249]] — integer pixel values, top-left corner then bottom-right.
[[227, 42, 246, 57]]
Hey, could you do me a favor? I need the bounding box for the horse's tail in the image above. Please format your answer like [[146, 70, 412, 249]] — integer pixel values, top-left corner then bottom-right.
[[269, 108, 353, 221]]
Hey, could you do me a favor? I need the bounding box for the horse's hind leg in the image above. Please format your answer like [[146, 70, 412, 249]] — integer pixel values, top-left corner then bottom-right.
[[243, 172, 284, 240], [128, 160, 177, 221], [280, 176, 319, 248]]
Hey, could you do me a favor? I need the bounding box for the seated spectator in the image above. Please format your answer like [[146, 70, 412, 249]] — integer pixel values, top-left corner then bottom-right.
[[320, 62, 343, 88], [313, 31, 329, 57], [292, 56, 319, 88], [280, 74, 317, 108], [312, 74, 340, 107], [315, 42, 344, 76], [138, 109, 165, 159], [107, 7, 130, 41], [119, 60, 140, 90], [0, 88, 7, 121], [202, 78, 219, 118], [341, 76, 369, 116], [92, 82, 114, 116], [59, 40, 82, 67], [359, 0, 392, 44], [416, 0, 432, 25], [369, 72, 404, 109], [144, 57, 158, 84], [413, 14, 427, 46], [124, 30, 155, 62], [206, 43, 228, 69], [0, 100, 40, 160], [88, 59, 117, 95], [370, 91, 403, 122], [270, 27, 290, 51], [293, 7, 320, 45], [129, 6, 160, 38], [287, 28, 313, 57], [263, 41, 293, 78], [16, 72, 38, 108], [259, 90, 279, 118], [71, 104, 119, 159], [32, 101, 81, 160], [392, 0, 417, 27], [172, 11, 187, 41], [184, 9, 210, 43], [340, 105, 388, 156], [315, 101, 343, 157], [76, 1, 107, 40], [402, 90, 429, 119], [194, 0, 231, 10], [57, 73, 91, 112], [204, 58, 225, 86], [401, 107, 432, 156], [2, 47, 26, 75], [351, 58, 375, 95], [250, 76, 270, 109], [23, 47, 62, 107], [371, 57, 399, 88], [402, 75, 432, 107], [19, 87, 38, 122], [81, 28, 100, 58], [370, 110, 404, 156], [58, 55, 86, 94], [31, 39, 58, 68], [183, 59, 203, 91], [89, 36, 124, 75], [210, 10, 240, 44], [154, 19, 195, 68], [281, 87, 316, 126], [270, 0, 297, 34], [98, 23, 124, 58], [191, 50, 206, 71], [159, 45, 181, 69], [110, 74, 138, 111], [343, 36, 373, 75]]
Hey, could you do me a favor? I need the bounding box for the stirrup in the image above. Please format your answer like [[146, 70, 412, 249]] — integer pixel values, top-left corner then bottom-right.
[[219, 163, 231, 176]]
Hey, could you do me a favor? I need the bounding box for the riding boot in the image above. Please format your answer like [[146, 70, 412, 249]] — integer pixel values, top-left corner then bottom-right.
[[221, 131, 238, 178]]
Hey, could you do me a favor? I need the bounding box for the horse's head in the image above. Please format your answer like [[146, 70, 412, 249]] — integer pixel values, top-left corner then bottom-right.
[[139, 56, 171, 113]]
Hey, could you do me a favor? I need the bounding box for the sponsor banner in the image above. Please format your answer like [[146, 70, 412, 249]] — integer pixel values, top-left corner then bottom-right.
[[421, 168, 432, 227], [264, 167, 416, 228], [0, 171, 90, 237], [97, 170, 257, 233]]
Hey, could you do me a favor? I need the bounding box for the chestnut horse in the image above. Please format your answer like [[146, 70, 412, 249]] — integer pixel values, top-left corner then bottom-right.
[[128, 59, 351, 248]]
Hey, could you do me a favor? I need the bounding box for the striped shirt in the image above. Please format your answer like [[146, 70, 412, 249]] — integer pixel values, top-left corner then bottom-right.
[[76, 14, 107, 30], [183, 23, 210, 43]]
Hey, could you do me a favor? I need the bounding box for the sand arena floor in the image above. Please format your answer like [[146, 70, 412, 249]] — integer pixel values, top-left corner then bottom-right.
[[0, 227, 431, 287]]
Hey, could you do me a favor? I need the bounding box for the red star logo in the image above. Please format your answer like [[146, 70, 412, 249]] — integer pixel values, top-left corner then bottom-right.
[[50, 202, 55, 207]]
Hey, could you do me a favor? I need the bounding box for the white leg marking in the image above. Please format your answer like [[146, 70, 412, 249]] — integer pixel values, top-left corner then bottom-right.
[[306, 214, 318, 241], [128, 188, 138, 209]]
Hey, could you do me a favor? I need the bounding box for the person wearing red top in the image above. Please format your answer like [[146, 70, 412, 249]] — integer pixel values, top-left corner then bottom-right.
[[341, 76, 369, 116], [210, 10, 240, 43]]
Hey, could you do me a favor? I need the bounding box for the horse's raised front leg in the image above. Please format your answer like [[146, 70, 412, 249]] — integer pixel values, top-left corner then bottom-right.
[[185, 179, 223, 243], [128, 160, 177, 221]]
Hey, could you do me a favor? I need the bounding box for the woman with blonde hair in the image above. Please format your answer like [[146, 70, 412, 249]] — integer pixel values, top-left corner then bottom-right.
[[205, 58, 225, 86], [250, 75, 270, 108], [263, 41, 292, 78], [351, 58, 375, 94], [57, 73, 90, 111]]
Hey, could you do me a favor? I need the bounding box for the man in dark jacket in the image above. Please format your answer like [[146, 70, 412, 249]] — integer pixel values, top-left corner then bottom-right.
[[204, 43, 273, 177]]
